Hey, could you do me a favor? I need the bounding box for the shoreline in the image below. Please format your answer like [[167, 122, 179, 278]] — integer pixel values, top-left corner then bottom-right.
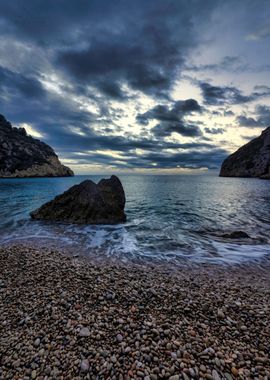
[[1, 238, 270, 271], [0, 244, 269, 379]]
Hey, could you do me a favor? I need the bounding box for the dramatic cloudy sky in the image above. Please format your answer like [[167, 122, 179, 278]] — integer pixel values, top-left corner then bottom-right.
[[0, 0, 270, 173]]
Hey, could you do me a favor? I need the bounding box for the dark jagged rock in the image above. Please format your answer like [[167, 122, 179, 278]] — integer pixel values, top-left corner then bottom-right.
[[0, 114, 73, 177], [221, 231, 250, 239], [30, 175, 126, 224], [219, 126, 270, 178]]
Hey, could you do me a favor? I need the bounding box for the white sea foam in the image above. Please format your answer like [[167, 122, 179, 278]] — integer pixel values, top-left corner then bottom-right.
[[207, 240, 270, 264]]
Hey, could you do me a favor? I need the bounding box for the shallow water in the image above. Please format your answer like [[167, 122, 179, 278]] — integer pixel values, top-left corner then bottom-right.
[[0, 174, 270, 265]]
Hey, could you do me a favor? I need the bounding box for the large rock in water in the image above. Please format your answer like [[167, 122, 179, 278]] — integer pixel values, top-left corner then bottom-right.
[[30, 176, 126, 224], [219, 126, 270, 178], [0, 114, 73, 177]]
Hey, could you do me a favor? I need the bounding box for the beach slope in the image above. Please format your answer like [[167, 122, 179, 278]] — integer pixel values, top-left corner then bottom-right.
[[0, 246, 269, 379]]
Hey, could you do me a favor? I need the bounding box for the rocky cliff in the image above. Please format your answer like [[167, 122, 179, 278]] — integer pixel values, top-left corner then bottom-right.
[[0, 114, 73, 178], [219, 126, 270, 179]]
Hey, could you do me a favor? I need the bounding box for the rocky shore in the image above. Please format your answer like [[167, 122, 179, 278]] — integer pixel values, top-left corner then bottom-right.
[[0, 114, 73, 178], [219, 126, 270, 179], [0, 246, 269, 379]]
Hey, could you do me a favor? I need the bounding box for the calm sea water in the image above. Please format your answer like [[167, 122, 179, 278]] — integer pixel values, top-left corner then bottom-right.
[[0, 174, 270, 265]]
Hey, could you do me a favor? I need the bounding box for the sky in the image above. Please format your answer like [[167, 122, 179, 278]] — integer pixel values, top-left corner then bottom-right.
[[0, 0, 270, 174]]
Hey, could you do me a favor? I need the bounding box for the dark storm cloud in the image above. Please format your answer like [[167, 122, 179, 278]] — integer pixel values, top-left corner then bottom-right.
[[199, 82, 253, 105], [45, 121, 226, 170], [0, 0, 224, 171], [0, 68, 209, 158], [48, 0, 218, 98], [152, 122, 202, 138], [124, 148, 228, 169], [0, 1, 117, 46], [205, 127, 224, 134], [0, 0, 196, 98], [236, 116, 261, 127], [199, 82, 270, 106], [136, 99, 202, 137], [236, 105, 270, 127], [185, 56, 241, 73], [224, 110, 235, 116], [254, 85, 270, 92], [45, 126, 210, 155], [0, 0, 258, 171], [0, 66, 45, 99], [57, 42, 172, 98], [65, 145, 228, 170], [137, 99, 202, 124], [0, 67, 98, 145], [66, 140, 215, 162], [185, 56, 270, 75]]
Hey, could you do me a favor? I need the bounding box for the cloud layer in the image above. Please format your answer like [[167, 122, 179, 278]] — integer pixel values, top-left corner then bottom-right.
[[0, 0, 270, 172]]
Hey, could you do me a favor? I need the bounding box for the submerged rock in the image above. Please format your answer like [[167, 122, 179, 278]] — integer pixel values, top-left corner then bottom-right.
[[30, 175, 126, 224], [0, 114, 73, 177], [221, 231, 250, 239], [219, 126, 270, 178]]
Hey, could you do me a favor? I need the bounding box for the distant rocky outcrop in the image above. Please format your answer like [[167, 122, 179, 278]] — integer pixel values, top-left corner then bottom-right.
[[220, 126, 270, 179], [30, 175, 126, 224], [0, 114, 73, 178]]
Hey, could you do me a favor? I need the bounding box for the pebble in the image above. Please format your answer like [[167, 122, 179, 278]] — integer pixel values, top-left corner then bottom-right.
[[217, 309, 225, 319], [80, 359, 89, 372], [189, 368, 196, 377], [116, 333, 123, 342], [13, 359, 20, 368], [38, 348, 45, 356], [182, 373, 190, 380], [34, 338, 40, 347], [212, 369, 221, 380], [79, 327, 90, 337], [231, 367, 238, 376], [200, 364, 206, 372], [111, 354, 117, 363]]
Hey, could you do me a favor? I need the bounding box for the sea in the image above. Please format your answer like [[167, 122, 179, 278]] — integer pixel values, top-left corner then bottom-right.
[[0, 174, 270, 266]]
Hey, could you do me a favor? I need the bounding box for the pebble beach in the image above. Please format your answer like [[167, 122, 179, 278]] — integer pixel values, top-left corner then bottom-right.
[[0, 245, 269, 380]]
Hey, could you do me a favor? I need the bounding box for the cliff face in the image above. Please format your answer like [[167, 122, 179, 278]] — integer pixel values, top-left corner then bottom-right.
[[0, 114, 74, 178], [219, 127, 270, 179]]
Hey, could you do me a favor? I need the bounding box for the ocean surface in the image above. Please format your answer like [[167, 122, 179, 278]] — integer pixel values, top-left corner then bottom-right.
[[0, 174, 270, 266]]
